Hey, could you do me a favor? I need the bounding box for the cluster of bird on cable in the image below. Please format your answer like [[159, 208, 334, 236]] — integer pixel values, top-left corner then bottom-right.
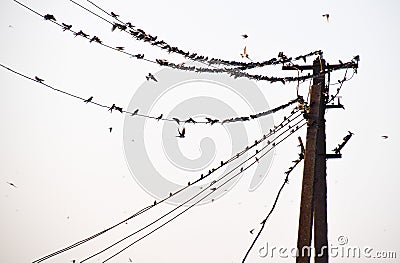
[[25, 66, 308, 138], [39, 8, 359, 85], [333, 131, 354, 154], [31, 109, 306, 263]]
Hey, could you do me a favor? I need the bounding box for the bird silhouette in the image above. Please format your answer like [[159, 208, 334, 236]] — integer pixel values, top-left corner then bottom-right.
[[108, 104, 116, 112], [74, 30, 89, 38], [84, 96, 93, 103], [115, 46, 125, 51], [185, 118, 196, 124], [35, 76, 44, 83], [322, 14, 330, 23], [7, 182, 17, 188], [176, 127, 185, 138], [210, 187, 217, 191], [381, 135, 388, 139], [115, 106, 123, 113], [44, 14, 56, 21], [242, 34, 248, 39], [205, 117, 218, 125], [172, 118, 180, 124], [89, 36, 102, 44], [146, 73, 157, 82], [249, 229, 255, 234], [155, 114, 163, 121], [110, 12, 119, 18], [131, 109, 139, 116], [109, 127, 112, 133], [241, 46, 251, 60], [62, 23, 72, 31]]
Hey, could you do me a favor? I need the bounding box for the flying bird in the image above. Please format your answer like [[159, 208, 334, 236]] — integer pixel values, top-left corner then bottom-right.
[[322, 14, 330, 22], [7, 182, 17, 188], [249, 229, 255, 234], [155, 114, 163, 121], [44, 14, 56, 21], [241, 46, 251, 60], [84, 96, 93, 103], [242, 34, 248, 39], [146, 73, 157, 82], [176, 127, 185, 138], [35, 76, 44, 83], [381, 135, 388, 139], [62, 23, 72, 31]]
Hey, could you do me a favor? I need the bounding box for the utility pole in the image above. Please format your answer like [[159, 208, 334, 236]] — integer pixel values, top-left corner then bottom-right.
[[283, 55, 357, 263]]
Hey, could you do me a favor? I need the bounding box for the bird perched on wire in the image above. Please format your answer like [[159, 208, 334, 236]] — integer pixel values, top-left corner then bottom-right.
[[242, 34, 248, 39], [44, 14, 56, 21], [89, 36, 102, 44], [172, 118, 180, 125], [108, 104, 116, 112], [131, 109, 139, 116], [146, 73, 158, 82], [110, 12, 119, 18], [62, 23, 72, 31], [115, 46, 124, 51], [322, 14, 330, 23], [109, 127, 112, 133], [115, 106, 123, 113], [176, 127, 185, 138], [185, 118, 197, 124], [35, 76, 44, 83], [205, 117, 219, 125], [155, 114, 163, 121], [333, 131, 354, 154], [74, 30, 89, 38], [84, 96, 93, 103], [241, 46, 251, 60]]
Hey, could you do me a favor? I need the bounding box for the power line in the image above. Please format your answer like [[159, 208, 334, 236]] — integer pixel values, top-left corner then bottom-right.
[[11, 0, 357, 84], [79, 0, 322, 69], [0, 62, 302, 125], [242, 143, 305, 262], [94, 121, 307, 263], [32, 111, 304, 263]]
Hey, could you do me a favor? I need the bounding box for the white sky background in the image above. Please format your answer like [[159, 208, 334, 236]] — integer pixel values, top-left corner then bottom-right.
[[0, 0, 399, 262]]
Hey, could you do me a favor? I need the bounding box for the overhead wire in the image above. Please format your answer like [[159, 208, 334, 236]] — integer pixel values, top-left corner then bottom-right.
[[0, 62, 302, 125], [94, 120, 307, 263], [32, 110, 305, 263], [242, 144, 305, 262], [11, 0, 357, 84]]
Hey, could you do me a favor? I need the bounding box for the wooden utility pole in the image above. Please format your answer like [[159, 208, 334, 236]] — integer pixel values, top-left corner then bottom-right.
[[283, 55, 357, 263], [294, 57, 327, 263]]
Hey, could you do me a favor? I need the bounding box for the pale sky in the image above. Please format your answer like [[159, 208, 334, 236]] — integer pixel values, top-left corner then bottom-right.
[[1, 0, 399, 262]]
